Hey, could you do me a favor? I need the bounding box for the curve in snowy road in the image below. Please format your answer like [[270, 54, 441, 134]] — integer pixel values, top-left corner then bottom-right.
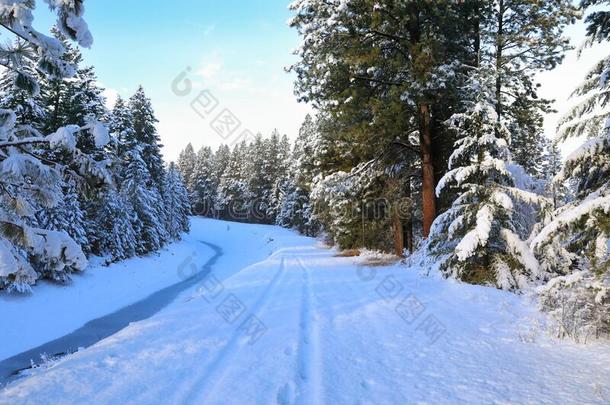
[[0, 241, 223, 387]]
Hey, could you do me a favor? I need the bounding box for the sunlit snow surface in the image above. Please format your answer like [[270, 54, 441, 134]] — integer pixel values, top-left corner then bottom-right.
[[1, 218, 609, 404]]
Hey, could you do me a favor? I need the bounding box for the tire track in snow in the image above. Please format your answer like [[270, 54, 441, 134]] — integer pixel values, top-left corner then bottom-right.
[[292, 257, 323, 405], [179, 255, 291, 403]]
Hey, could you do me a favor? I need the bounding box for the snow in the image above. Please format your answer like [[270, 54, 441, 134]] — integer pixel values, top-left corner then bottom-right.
[[1, 218, 609, 404], [46, 125, 79, 151], [501, 229, 540, 276], [0, 219, 215, 362], [27, 228, 88, 271], [563, 132, 609, 170], [0, 239, 30, 278], [532, 192, 610, 249], [90, 121, 110, 148], [0, 153, 50, 181], [455, 205, 493, 260]]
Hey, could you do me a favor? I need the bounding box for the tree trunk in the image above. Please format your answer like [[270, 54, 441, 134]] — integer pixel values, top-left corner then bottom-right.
[[419, 103, 437, 238], [392, 206, 405, 258], [495, 0, 504, 121], [473, 3, 481, 68], [404, 221, 413, 254], [404, 179, 414, 254]]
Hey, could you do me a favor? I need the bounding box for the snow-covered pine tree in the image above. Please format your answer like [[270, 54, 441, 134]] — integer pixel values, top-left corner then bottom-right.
[[76, 95, 135, 260], [177, 143, 197, 194], [36, 178, 89, 253], [212, 144, 231, 217], [0, 0, 101, 291], [121, 147, 167, 255], [310, 164, 395, 251], [429, 71, 548, 291], [108, 96, 135, 159], [128, 86, 165, 186], [276, 179, 319, 236], [216, 142, 253, 221], [507, 97, 548, 178], [288, 0, 471, 238], [268, 134, 291, 221], [0, 40, 46, 129], [277, 115, 321, 236], [292, 114, 319, 187], [246, 134, 273, 223], [191, 146, 217, 217], [39, 27, 107, 143], [539, 139, 571, 210], [40, 27, 81, 133], [162, 162, 191, 239], [243, 131, 289, 223], [531, 0, 610, 340], [93, 187, 138, 262]]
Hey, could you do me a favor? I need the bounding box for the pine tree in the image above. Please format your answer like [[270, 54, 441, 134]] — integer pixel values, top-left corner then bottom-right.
[[0, 40, 46, 130], [478, 1, 577, 180], [532, 0, 610, 340], [121, 147, 167, 254], [507, 97, 548, 177], [276, 179, 320, 237], [292, 114, 319, 188], [0, 0, 97, 291], [177, 142, 197, 192], [217, 142, 253, 221], [37, 178, 89, 253], [277, 116, 321, 236], [109, 96, 135, 162], [430, 71, 548, 291], [40, 28, 107, 134], [288, 0, 475, 238], [162, 162, 191, 239], [93, 188, 138, 262], [211, 144, 230, 216], [268, 134, 292, 220], [128, 86, 165, 186], [191, 146, 217, 217]]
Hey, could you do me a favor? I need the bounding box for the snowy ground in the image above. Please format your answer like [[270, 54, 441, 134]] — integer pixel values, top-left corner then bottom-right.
[[1, 218, 609, 404]]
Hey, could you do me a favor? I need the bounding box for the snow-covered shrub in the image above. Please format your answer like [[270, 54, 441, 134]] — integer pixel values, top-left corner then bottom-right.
[[538, 271, 610, 342]]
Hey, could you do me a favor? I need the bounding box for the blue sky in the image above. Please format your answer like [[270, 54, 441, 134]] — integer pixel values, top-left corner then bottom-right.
[[35, 0, 311, 161], [32, 1, 604, 160]]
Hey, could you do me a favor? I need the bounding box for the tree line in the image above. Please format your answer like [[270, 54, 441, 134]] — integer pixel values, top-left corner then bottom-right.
[[177, 131, 291, 223]]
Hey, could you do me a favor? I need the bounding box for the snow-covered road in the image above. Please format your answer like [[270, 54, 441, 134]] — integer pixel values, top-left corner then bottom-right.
[[1, 218, 609, 404]]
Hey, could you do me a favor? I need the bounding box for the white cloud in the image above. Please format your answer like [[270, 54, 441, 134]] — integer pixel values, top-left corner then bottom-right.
[[196, 58, 223, 81]]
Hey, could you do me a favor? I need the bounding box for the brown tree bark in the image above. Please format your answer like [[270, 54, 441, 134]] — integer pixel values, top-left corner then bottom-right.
[[392, 206, 405, 258], [404, 179, 414, 254], [419, 103, 437, 238], [404, 221, 413, 254]]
